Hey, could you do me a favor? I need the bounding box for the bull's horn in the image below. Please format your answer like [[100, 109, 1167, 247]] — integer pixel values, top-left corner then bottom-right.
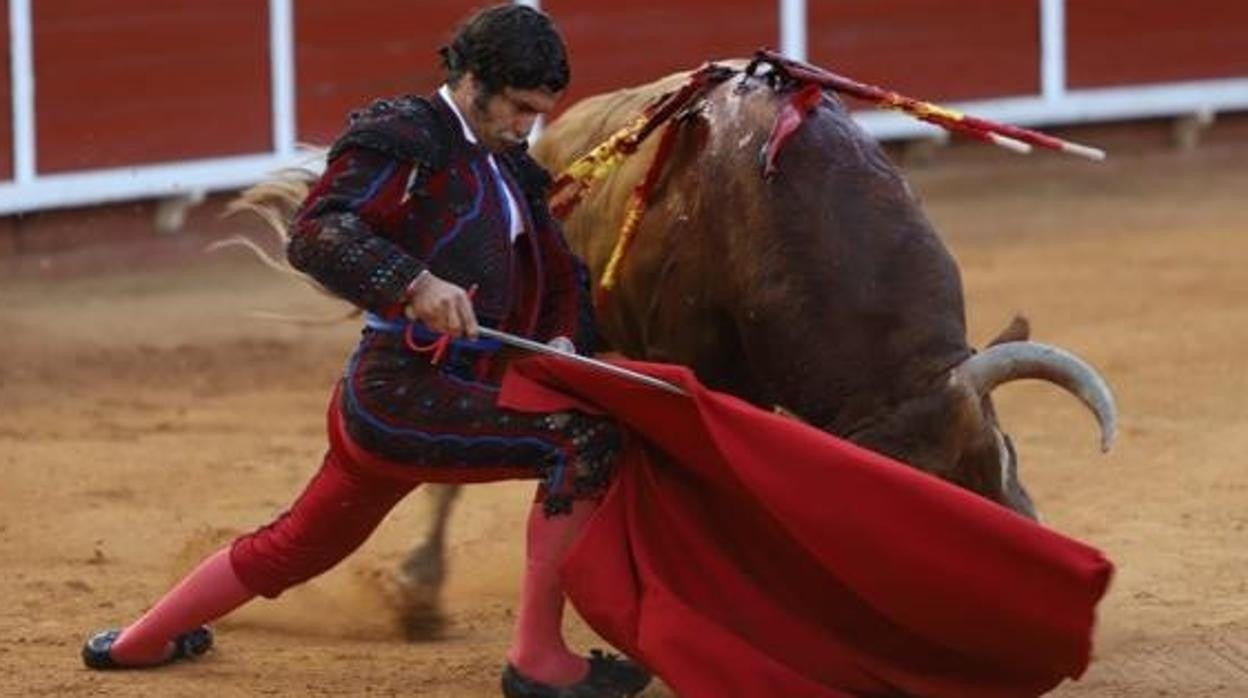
[[959, 342, 1117, 452]]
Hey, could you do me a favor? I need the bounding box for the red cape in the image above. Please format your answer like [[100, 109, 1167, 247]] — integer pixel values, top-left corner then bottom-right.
[[499, 358, 1112, 698]]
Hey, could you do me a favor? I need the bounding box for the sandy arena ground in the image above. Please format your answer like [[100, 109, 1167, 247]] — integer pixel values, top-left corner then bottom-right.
[[2, 129, 1246, 697]]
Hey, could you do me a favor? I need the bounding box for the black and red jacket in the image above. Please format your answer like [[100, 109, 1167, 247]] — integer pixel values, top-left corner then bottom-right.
[[288, 92, 597, 371]]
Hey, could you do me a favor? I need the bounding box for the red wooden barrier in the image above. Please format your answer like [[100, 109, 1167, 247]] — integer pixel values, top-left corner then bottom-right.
[[809, 0, 1039, 103], [545, 0, 776, 110], [1067, 1, 1248, 88], [33, 0, 271, 173], [295, 0, 480, 145]]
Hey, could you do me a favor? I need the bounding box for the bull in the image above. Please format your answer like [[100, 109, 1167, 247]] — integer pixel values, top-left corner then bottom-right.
[[231, 59, 1115, 636], [531, 61, 1115, 515]]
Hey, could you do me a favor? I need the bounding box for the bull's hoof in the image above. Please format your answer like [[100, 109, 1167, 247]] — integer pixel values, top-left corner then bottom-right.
[[385, 569, 447, 641], [389, 542, 450, 641], [392, 582, 448, 642], [351, 564, 448, 642]]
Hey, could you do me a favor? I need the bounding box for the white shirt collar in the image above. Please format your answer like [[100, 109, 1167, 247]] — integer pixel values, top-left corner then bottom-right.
[[438, 84, 478, 145], [437, 85, 525, 239]]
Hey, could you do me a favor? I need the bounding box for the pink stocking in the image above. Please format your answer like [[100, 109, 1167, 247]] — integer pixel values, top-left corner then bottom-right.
[[108, 547, 255, 665], [505, 498, 598, 685]]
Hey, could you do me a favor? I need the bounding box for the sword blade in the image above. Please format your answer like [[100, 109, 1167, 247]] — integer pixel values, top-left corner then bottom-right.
[[477, 327, 688, 396]]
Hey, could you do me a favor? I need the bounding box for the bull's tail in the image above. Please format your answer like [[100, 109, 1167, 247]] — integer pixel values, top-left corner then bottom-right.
[[222, 167, 316, 240], [216, 166, 316, 267], [215, 166, 361, 325]]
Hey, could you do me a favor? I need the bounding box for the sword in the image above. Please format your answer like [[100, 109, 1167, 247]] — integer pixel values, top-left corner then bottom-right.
[[477, 326, 689, 396]]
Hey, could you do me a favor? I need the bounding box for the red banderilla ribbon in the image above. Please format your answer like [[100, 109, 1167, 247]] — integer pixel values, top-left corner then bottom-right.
[[404, 284, 479, 365]]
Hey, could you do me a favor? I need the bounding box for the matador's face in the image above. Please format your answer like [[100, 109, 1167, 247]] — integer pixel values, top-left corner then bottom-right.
[[462, 74, 562, 152]]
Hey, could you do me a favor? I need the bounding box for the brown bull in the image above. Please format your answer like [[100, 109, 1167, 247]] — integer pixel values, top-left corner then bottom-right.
[[231, 60, 1115, 636], [531, 62, 1115, 517]]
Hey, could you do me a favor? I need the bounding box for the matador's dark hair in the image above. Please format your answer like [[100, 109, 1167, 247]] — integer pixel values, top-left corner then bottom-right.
[[438, 4, 570, 96]]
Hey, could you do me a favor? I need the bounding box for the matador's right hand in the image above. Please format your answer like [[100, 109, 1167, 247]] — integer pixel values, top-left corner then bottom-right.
[[403, 271, 480, 339]]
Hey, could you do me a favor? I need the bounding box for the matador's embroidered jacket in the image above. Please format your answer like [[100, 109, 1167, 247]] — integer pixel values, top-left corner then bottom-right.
[[286, 93, 614, 501], [291, 93, 594, 349]]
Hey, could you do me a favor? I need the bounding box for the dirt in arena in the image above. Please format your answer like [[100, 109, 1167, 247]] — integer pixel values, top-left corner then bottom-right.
[[2, 125, 1246, 696]]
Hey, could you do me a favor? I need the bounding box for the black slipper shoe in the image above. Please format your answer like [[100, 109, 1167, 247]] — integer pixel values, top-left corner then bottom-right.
[[501, 649, 652, 697], [81, 626, 213, 670]]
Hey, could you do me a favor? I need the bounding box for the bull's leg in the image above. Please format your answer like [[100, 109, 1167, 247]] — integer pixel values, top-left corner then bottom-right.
[[393, 483, 462, 640]]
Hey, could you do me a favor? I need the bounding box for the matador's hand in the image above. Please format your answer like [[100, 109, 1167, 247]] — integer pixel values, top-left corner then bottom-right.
[[404, 271, 479, 339]]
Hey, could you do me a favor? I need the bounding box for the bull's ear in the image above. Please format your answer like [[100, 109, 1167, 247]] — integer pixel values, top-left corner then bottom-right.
[[987, 314, 1031, 346]]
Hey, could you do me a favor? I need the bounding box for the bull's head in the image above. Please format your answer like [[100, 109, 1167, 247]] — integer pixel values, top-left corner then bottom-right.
[[852, 317, 1116, 520]]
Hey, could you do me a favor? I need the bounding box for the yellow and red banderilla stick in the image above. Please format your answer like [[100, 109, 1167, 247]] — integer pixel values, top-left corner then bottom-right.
[[755, 49, 1106, 161]]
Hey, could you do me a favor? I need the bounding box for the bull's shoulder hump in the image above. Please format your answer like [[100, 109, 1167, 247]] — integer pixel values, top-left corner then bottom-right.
[[554, 61, 738, 129]]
